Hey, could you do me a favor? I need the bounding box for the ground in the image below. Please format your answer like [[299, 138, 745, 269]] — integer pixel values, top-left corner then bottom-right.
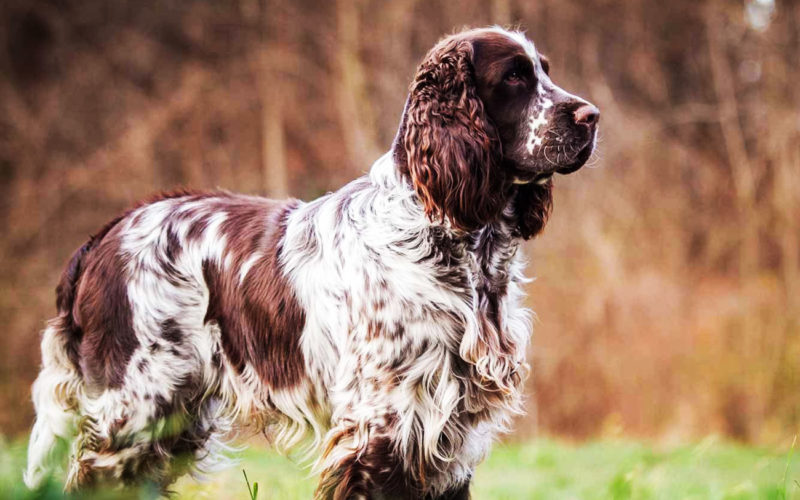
[[1, 437, 798, 499]]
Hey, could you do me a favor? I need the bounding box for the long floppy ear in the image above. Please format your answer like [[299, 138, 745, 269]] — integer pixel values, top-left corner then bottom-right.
[[399, 37, 505, 232], [512, 181, 553, 240]]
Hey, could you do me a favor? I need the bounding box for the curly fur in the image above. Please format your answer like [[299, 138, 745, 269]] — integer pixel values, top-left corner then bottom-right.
[[26, 26, 597, 499], [401, 37, 506, 232]]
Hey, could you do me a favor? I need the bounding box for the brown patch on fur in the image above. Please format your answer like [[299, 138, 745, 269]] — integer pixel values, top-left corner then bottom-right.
[[435, 483, 472, 500], [315, 410, 477, 499], [317, 424, 424, 499], [164, 228, 181, 262], [186, 213, 211, 242], [365, 320, 384, 341], [317, 430, 470, 499], [73, 222, 138, 389], [55, 189, 218, 375], [203, 198, 307, 390], [161, 319, 183, 344], [55, 213, 131, 371]]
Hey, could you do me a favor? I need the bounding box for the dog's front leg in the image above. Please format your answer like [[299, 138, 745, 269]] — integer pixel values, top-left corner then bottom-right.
[[315, 417, 415, 500]]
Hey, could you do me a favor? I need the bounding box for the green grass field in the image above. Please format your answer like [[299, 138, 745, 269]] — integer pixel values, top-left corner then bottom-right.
[[2, 436, 798, 499]]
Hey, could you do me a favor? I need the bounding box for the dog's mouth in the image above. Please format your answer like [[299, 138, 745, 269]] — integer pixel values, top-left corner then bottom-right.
[[512, 140, 595, 185], [512, 172, 553, 185], [555, 140, 595, 175]]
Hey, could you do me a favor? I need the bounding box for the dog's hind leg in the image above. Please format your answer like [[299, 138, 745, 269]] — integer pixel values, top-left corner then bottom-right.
[[63, 392, 158, 491], [62, 374, 231, 492]]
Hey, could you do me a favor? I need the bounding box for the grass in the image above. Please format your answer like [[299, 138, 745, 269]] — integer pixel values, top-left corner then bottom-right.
[[2, 436, 799, 499]]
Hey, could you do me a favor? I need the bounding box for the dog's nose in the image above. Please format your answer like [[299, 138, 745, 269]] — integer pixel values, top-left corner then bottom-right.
[[573, 104, 600, 126]]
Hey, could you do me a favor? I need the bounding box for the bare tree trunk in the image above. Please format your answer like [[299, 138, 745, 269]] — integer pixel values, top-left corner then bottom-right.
[[705, 4, 759, 279], [773, 128, 800, 310], [261, 49, 289, 198], [335, 0, 379, 170], [248, 0, 289, 198], [491, 0, 512, 25]]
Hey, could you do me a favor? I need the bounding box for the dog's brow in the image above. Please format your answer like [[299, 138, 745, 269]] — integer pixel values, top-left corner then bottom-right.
[[539, 54, 550, 74], [486, 26, 537, 60]]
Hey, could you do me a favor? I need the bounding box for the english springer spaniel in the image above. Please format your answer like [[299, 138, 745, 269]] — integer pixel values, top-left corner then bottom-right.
[[26, 27, 598, 499]]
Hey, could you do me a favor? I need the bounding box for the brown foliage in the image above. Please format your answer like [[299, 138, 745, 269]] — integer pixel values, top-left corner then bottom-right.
[[0, 0, 797, 442]]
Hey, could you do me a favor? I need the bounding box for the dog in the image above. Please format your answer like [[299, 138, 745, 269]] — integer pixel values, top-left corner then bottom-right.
[[25, 26, 598, 498]]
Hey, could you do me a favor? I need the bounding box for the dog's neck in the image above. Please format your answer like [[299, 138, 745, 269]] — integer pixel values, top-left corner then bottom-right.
[[374, 142, 547, 247], [369, 151, 520, 283]]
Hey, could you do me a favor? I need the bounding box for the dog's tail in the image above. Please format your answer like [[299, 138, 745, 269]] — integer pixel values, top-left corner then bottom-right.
[[24, 220, 119, 489], [24, 317, 85, 489]]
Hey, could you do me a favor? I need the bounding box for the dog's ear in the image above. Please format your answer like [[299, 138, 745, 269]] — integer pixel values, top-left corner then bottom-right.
[[512, 181, 553, 240], [400, 38, 504, 232]]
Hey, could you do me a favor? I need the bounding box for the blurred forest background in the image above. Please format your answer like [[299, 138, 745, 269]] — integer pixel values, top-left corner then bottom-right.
[[0, 0, 797, 446]]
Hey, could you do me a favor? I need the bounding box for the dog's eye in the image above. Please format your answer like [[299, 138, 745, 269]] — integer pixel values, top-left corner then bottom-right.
[[504, 70, 522, 83], [504, 57, 534, 85]]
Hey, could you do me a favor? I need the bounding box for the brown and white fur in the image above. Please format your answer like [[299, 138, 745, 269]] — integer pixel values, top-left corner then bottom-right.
[[25, 27, 598, 499]]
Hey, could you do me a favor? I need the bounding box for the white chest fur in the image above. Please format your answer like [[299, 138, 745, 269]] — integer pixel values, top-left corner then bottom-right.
[[280, 154, 533, 495]]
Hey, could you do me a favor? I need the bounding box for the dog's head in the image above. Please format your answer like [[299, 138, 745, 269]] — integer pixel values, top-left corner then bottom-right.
[[396, 27, 598, 237]]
